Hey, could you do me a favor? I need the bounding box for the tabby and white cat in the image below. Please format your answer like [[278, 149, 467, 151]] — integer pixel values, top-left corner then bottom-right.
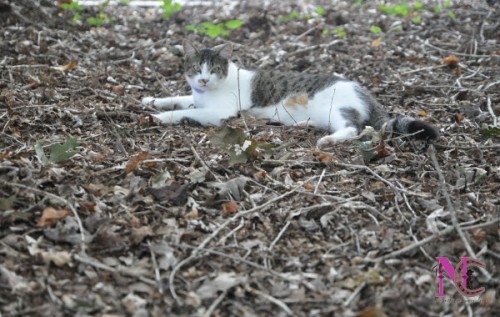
[[142, 41, 439, 147]]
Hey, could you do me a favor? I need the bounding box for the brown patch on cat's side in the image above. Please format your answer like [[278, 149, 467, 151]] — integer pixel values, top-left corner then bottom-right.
[[284, 94, 308, 108]]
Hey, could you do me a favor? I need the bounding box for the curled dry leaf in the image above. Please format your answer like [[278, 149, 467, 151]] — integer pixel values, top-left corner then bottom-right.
[[37, 207, 70, 227], [222, 200, 239, 215], [148, 183, 189, 205], [442, 55, 460, 65], [313, 151, 333, 163], [125, 151, 148, 174], [51, 59, 78, 72]]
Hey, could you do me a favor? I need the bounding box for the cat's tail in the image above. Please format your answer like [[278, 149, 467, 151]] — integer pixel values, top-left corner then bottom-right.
[[382, 115, 440, 141]]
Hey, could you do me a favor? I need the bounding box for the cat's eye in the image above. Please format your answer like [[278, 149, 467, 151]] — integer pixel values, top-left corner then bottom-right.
[[211, 66, 221, 74], [192, 64, 201, 72]]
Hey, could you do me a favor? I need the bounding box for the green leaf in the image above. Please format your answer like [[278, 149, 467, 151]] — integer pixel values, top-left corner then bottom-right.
[[36, 136, 78, 165], [444, 0, 451, 8], [35, 140, 49, 165], [414, 2, 423, 10], [448, 11, 456, 20], [225, 19, 244, 30], [412, 16, 422, 24], [370, 25, 382, 33], [482, 126, 500, 139], [185, 25, 197, 31], [334, 26, 347, 38], [49, 136, 78, 163], [315, 7, 325, 16]]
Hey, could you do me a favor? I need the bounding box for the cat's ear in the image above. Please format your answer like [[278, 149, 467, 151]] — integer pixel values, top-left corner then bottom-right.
[[214, 43, 233, 59], [183, 40, 198, 57]]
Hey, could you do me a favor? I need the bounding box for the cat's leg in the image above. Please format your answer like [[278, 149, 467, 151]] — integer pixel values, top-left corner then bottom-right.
[[142, 95, 194, 110], [316, 127, 358, 148], [294, 120, 319, 128], [153, 108, 229, 126]]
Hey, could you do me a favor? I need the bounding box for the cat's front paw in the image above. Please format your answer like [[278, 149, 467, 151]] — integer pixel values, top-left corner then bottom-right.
[[142, 97, 156, 106]]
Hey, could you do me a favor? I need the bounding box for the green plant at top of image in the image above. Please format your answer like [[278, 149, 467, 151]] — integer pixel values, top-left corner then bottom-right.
[[186, 20, 244, 39], [162, 0, 182, 19], [378, 1, 425, 17], [59, 0, 84, 22]]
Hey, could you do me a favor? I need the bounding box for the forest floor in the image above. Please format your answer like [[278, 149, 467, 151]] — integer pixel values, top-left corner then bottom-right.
[[0, 1, 499, 316]]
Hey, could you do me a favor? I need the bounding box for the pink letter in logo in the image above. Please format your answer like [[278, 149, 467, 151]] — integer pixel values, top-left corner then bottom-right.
[[436, 257, 486, 297]]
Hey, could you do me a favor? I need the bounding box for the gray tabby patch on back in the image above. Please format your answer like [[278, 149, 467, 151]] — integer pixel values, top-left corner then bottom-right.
[[251, 71, 347, 107]]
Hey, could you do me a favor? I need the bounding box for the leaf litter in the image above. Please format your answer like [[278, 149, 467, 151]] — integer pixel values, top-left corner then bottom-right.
[[0, 0, 499, 316]]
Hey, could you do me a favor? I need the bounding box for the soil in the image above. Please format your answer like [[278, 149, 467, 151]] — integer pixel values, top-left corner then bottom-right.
[[0, 1, 499, 316]]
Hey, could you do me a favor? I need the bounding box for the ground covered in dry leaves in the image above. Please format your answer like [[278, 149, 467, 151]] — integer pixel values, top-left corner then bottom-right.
[[0, 0, 499, 316]]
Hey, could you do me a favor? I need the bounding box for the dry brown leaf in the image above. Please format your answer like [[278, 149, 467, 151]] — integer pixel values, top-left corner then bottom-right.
[[313, 151, 333, 163], [442, 55, 459, 65], [148, 183, 189, 205], [371, 37, 382, 48], [52, 59, 78, 72], [358, 306, 387, 317], [471, 228, 487, 243], [37, 207, 70, 227], [369, 181, 386, 191], [455, 113, 465, 122], [222, 201, 239, 215], [111, 85, 125, 95], [303, 183, 314, 191], [125, 151, 148, 174], [253, 170, 268, 182]]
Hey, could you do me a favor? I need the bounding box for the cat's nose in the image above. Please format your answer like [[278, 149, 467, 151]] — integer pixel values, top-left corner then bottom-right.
[[198, 79, 209, 85]]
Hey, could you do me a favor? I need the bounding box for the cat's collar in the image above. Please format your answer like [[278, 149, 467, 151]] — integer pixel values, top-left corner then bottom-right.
[[193, 87, 205, 94]]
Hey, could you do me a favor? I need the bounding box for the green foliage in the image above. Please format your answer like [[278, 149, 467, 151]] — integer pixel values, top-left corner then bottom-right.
[[412, 16, 422, 24], [60, 0, 84, 23], [482, 126, 500, 139], [186, 20, 244, 39], [120, 0, 130, 4], [378, 2, 411, 17], [35, 136, 78, 165], [161, 0, 182, 20], [60, 0, 113, 26], [433, 5, 442, 13], [333, 26, 347, 38], [87, 12, 108, 27], [447, 11, 456, 20], [370, 25, 382, 34], [315, 7, 326, 16], [209, 127, 273, 166], [277, 11, 301, 22]]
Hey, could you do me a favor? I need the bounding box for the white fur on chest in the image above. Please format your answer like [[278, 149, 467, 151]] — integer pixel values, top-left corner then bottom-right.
[[193, 63, 254, 113]]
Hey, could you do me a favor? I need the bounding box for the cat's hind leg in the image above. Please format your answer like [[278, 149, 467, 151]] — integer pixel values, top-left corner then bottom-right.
[[316, 127, 358, 148], [142, 95, 194, 110]]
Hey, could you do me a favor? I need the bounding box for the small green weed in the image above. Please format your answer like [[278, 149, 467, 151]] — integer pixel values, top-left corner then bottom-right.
[[370, 26, 382, 34], [186, 20, 244, 39], [161, 0, 182, 20], [333, 26, 347, 39]]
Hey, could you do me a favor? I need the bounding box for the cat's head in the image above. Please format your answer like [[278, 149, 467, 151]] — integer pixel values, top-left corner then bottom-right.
[[182, 41, 233, 92]]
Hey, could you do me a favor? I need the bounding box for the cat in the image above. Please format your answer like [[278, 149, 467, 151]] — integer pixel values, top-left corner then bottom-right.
[[142, 41, 439, 147]]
